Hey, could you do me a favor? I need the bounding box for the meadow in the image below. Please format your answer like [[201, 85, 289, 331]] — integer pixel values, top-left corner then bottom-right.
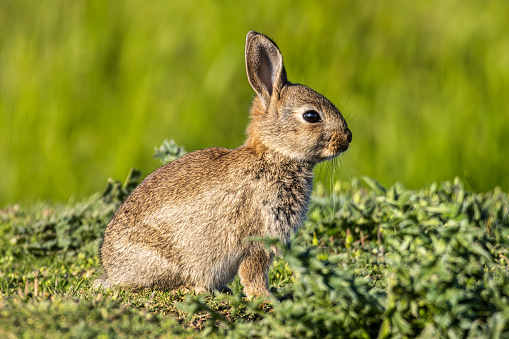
[[1, 0, 509, 206]]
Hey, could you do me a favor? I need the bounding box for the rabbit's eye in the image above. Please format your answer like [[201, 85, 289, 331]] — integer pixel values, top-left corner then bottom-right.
[[303, 110, 321, 123]]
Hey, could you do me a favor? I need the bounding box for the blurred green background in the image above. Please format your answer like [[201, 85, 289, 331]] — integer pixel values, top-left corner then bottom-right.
[[1, 0, 508, 207]]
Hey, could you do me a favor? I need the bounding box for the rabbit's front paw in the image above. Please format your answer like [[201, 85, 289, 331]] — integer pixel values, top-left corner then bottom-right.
[[238, 247, 271, 298]]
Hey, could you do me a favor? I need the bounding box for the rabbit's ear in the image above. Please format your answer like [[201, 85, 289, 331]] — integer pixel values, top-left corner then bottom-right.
[[245, 32, 287, 109]]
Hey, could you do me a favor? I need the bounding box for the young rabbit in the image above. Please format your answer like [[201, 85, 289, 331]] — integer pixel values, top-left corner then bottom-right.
[[95, 31, 352, 297]]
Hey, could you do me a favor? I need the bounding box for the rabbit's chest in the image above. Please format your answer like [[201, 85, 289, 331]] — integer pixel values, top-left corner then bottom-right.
[[258, 177, 312, 241]]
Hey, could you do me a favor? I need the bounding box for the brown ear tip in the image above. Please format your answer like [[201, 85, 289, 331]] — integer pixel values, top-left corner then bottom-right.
[[246, 31, 259, 44]]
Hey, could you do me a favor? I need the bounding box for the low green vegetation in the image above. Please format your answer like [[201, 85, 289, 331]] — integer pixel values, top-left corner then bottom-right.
[[1, 141, 509, 337]]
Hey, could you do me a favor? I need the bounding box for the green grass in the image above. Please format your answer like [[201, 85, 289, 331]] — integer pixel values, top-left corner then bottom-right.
[[1, 0, 509, 206], [1, 160, 509, 337]]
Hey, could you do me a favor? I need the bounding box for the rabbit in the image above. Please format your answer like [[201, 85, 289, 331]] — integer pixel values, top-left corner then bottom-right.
[[94, 31, 352, 298]]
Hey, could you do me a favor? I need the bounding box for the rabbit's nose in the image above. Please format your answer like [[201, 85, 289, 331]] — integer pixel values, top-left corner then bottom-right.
[[346, 128, 352, 143]]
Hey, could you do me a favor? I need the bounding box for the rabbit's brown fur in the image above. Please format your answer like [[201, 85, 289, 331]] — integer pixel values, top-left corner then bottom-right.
[[95, 32, 352, 297]]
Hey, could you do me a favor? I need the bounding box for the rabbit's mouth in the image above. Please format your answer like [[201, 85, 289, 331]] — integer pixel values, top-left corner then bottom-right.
[[324, 128, 352, 158]]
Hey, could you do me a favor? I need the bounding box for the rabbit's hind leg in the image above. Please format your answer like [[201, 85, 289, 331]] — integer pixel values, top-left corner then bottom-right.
[[100, 242, 185, 291]]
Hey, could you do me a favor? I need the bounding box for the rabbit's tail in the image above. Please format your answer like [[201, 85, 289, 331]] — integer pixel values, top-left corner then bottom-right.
[[92, 275, 111, 290]]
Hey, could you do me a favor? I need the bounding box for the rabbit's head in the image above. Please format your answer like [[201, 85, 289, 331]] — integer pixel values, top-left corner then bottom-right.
[[245, 31, 352, 164]]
